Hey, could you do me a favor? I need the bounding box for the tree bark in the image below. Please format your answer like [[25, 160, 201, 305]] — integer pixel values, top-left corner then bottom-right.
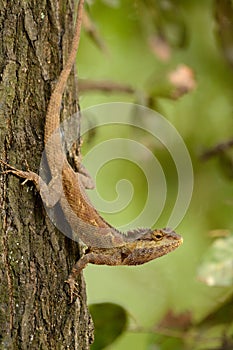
[[0, 0, 93, 349]]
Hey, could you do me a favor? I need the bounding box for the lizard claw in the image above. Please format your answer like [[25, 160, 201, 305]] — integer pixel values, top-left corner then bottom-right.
[[0, 160, 27, 176], [65, 277, 79, 303], [0, 160, 16, 172], [0, 160, 39, 187]]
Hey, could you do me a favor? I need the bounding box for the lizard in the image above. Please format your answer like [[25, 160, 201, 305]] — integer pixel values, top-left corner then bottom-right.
[[0, 0, 183, 301]]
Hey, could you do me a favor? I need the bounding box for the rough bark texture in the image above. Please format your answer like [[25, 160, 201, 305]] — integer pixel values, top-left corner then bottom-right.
[[0, 0, 93, 349]]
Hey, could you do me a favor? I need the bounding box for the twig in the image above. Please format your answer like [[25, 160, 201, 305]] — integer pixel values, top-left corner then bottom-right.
[[79, 79, 135, 94], [201, 139, 233, 160]]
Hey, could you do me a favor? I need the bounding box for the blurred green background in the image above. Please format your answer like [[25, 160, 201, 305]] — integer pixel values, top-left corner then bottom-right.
[[77, 0, 233, 349]]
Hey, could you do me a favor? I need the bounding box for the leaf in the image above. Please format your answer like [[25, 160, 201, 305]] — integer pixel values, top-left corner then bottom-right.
[[198, 294, 233, 328], [148, 335, 185, 350], [158, 310, 193, 331], [147, 311, 193, 350], [197, 235, 233, 286], [90, 302, 128, 350]]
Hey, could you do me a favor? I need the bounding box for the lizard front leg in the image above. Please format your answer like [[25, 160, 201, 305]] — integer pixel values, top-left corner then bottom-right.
[[66, 249, 122, 302]]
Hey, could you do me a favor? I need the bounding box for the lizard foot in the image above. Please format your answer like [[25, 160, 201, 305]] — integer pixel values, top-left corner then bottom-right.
[[0, 160, 39, 187], [65, 276, 79, 303]]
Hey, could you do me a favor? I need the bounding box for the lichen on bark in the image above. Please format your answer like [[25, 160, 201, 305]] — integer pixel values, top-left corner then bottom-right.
[[0, 1, 93, 349]]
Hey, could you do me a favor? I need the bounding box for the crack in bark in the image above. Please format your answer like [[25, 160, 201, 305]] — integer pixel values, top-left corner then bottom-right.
[[1, 171, 14, 332]]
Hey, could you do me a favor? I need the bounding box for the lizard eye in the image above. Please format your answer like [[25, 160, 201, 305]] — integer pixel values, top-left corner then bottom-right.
[[153, 231, 164, 240]]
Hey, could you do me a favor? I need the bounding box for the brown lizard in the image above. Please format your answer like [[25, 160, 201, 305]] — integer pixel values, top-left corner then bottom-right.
[[0, 0, 183, 301]]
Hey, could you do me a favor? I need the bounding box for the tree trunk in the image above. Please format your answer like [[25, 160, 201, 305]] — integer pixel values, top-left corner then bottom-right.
[[0, 0, 93, 348]]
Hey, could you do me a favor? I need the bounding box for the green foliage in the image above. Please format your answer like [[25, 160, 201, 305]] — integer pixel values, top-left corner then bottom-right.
[[79, 0, 233, 349], [197, 234, 233, 287], [89, 303, 127, 349]]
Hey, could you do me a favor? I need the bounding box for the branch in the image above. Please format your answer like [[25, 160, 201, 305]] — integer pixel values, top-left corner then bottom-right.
[[79, 79, 135, 94], [201, 138, 233, 160]]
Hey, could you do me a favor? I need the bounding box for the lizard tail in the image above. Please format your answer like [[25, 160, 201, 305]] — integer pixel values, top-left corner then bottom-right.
[[44, 0, 85, 145]]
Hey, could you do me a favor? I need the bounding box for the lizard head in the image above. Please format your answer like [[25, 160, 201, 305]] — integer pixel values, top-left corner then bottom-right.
[[141, 227, 182, 242], [121, 227, 183, 266]]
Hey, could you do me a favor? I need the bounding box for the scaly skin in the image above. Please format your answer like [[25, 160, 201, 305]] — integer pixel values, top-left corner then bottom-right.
[[0, 0, 183, 302]]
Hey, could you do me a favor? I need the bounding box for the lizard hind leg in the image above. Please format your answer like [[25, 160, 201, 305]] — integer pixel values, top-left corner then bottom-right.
[[0, 160, 40, 190], [0, 160, 62, 207]]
